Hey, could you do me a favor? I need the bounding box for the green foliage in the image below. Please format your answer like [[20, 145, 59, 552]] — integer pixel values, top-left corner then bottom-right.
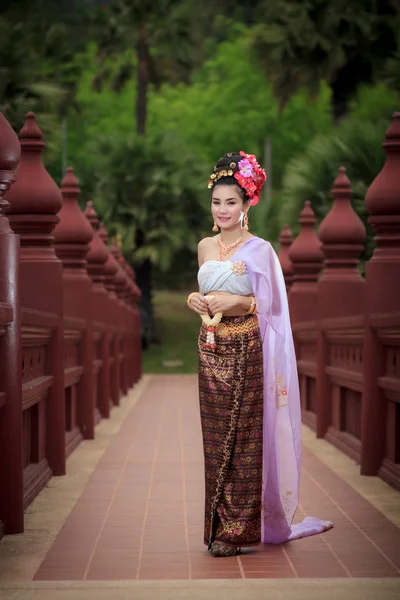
[[65, 32, 332, 255], [88, 130, 207, 272], [249, 0, 399, 117], [142, 291, 200, 373], [0, 16, 65, 129], [2, 0, 397, 289], [0, 0, 88, 130], [148, 29, 333, 193], [279, 84, 399, 260]]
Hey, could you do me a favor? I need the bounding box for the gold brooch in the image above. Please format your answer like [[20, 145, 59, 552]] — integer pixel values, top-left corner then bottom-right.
[[231, 260, 247, 276]]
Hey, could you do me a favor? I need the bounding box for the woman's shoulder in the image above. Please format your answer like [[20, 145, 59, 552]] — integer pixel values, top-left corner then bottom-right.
[[198, 235, 217, 249]]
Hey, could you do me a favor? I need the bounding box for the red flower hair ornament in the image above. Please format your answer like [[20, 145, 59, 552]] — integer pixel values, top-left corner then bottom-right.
[[208, 151, 267, 206], [234, 151, 267, 206]]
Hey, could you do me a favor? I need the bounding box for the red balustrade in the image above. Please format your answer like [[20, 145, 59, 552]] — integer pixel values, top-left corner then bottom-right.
[[84, 201, 111, 420], [361, 112, 400, 489], [287, 201, 323, 429], [316, 166, 366, 449], [0, 113, 142, 536], [6, 113, 66, 509], [278, 113, 400, 490], [0, 114, 23, 536]]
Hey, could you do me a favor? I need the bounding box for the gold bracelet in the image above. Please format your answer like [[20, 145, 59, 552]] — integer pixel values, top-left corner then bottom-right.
[[246, 296, 256, 315], [187, 292, 199, 308]]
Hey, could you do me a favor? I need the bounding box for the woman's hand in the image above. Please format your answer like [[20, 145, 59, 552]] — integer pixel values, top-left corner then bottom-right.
[[189, 293, 210, 315], [206, 294, 240, 315]]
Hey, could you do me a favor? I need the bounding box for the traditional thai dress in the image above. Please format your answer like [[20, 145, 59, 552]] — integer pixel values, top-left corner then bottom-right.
[[197, 236, 332, 550]]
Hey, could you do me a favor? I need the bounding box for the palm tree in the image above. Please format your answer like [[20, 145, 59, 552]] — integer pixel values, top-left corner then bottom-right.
[[91, 0, 199, 134], [91, 131, 207, 343], [249, 0, 399, 120], [0, 0, 90, 170]]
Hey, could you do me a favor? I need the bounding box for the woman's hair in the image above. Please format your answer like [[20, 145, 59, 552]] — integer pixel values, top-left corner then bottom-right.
[[210, 152, 248, 203]]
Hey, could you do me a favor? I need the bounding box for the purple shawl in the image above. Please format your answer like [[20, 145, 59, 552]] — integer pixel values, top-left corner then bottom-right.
[[234, 237, 332, 543]]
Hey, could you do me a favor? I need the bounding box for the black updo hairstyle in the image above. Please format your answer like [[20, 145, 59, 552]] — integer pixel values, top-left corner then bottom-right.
[[210, 152, 248, 203]]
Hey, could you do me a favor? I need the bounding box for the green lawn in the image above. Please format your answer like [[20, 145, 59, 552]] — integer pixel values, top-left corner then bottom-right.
[[142, 291, 200, 374]]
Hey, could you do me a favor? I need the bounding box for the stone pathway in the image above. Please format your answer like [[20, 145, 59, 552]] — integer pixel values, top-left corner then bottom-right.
[[26, 375, 399, 581]]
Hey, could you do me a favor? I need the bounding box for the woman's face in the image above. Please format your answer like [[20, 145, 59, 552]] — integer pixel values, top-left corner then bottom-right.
[[211, 184, 247, 231]]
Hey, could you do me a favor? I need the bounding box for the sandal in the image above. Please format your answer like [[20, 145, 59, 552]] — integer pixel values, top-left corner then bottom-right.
[[211, 542, 241, 557]]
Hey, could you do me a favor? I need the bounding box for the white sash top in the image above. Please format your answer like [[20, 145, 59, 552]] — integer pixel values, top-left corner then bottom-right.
[[197, 259, 253, 296]]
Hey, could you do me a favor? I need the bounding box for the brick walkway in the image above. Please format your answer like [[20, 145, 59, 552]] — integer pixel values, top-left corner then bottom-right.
[[34, 375, 400, 581]]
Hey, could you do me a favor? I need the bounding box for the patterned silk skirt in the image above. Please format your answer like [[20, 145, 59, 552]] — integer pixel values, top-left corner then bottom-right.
[[198, 314, 264, 549]]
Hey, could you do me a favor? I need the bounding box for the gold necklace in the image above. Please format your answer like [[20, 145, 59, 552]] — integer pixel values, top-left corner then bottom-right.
[[217, 233, 244, 260]]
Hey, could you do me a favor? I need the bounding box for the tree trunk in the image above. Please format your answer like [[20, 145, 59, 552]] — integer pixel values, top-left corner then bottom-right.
[[134, 257, 155, 348], [331, 58, 373, 122], [136, 23, 149, 135]]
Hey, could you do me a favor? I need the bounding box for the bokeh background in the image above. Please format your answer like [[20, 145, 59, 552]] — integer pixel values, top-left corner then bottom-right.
[[2, 0, 399, 370]]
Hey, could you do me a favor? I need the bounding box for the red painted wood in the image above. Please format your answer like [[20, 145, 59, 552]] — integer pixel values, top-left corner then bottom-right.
[[6, 113, 66, 486], [84, 201, 111, 419], [0, 112, 24, 535], [277, 223, 294, 291], [361, 113, 400, 481], [53, 167, 95, 441], [0, 112, 142, 535], [288, 201, 323, 323], [316, 167, 366, 440]]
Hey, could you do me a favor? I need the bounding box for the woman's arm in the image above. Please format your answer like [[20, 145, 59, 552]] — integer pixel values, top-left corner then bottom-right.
[[206, 294, 254, 315], [197, 238, 209, 267], [187, 238, 211, 315]]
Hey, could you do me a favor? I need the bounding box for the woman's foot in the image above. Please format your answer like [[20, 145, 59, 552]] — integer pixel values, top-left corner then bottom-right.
[[211, 542, 241, 557]]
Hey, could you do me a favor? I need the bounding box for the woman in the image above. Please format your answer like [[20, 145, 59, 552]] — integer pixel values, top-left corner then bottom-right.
[[187, 152, 332, 558]]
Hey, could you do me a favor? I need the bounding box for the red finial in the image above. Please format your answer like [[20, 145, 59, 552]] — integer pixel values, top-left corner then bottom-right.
[[5, 112, 62, 255], [277, 223, 294, 290], [98, 222, 109, 246], [288, 201, 323, 270], [0, 113, 20, 232], [318, 166, 366, 278], [98, 222, 117, 297], [84, 201, 99, 230], [0, 113, 20, 170], [19, 111, 42, 140], [110, 241, 129, 300], [287, 201, 323, 322], [365, 112, 400, 263], [53, 167, 93, 272], [84, 201, 109, 288]]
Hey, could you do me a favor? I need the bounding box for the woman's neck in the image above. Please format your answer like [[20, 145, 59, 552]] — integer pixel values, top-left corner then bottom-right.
[[219, 226, 243, 246]]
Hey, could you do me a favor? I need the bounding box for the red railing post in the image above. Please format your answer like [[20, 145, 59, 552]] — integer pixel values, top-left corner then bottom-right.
[[123, 264, 142, 385], [361, 113, 400, 483], [130, 270, 142, 384], [120, 260, 140, 387], [53, 168, 95, 441], [111, 242, 133, 395], [84, 201, 111, 419], [316, 167, 366, 441], [0, 113, 23, 535], [110, 241, 130, 397], [287, 201, 323, 427], [277, 224, 294, 292], [98, 222, 120, 406], [288, 201, 323, 323], [6, 113, 65, 479]]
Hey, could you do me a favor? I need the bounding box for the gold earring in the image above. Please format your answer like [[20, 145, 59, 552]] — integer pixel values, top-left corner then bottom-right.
[[243, 214, 249, 231], [212, 221, 218, 232]]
